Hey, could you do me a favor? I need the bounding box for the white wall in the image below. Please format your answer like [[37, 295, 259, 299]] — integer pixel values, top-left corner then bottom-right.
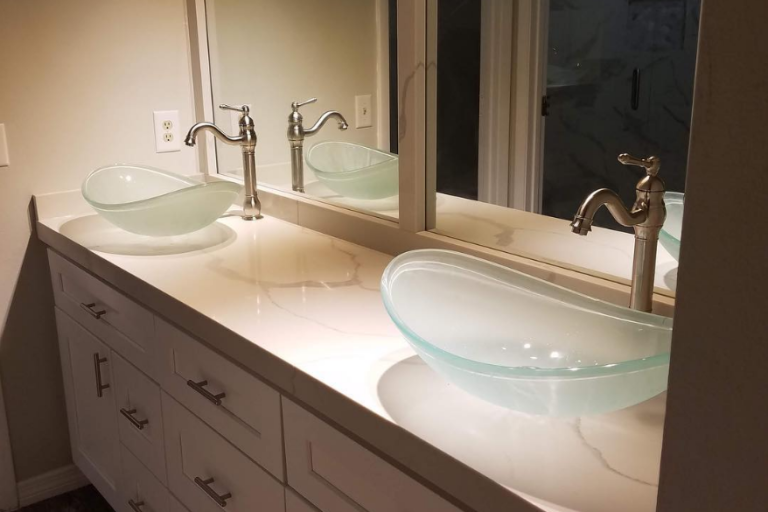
[[205, 0, 383, 179], [0, 0, 196, 488], [657, 1, 768, 510]]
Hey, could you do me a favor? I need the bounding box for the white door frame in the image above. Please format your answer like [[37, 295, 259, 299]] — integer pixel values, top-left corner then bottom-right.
[[0, 380, 18, 511], [477, 0, 548, 213]]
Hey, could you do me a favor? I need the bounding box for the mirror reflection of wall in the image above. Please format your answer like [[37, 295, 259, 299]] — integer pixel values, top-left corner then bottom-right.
[[205, 0, 399, 218], [434, 0, 700, 232]]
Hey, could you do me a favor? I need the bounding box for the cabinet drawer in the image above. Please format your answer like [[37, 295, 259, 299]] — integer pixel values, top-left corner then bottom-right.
[[162, 393, 285, 512], [113, 353, 166, 484], [283, 398, 462, 512], [48, 250, 156, 378], [120, 445, 171, 512], [156, 318, 283, 479], [286, 488, 320, 512], [170, 495, 191, 512]]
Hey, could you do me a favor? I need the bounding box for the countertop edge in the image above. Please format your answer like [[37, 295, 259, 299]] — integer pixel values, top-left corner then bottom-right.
[[36, 219, 544, 512]]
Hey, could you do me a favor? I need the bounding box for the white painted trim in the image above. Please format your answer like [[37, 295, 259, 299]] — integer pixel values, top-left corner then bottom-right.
[[375, 0, 391, 151], [424, 0, 438, 230], [0, 381, 17, 512], [188, 0, 218, 175], [477, 0, 515, 207], [397, 0, 428, 233], [16, 465, 88, 509], [509, 0, 548, 212]]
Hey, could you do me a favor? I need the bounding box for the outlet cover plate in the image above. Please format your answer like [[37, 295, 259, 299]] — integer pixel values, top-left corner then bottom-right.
[[355, 95, 372, 129], [153, 110, 181, 153]]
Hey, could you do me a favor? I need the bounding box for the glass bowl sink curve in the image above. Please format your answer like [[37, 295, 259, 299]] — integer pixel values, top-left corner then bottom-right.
[[380, 250, 673, 416], [660, 191, 684, 261], [305, 141, 398, 200], [82, 165, 242, 237]]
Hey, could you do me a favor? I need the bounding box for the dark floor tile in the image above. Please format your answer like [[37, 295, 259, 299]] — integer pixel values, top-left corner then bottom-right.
[[19, 485, 114, 512]]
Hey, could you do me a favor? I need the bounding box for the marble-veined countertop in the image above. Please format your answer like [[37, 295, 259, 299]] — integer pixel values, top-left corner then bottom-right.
[[35, 192, 666, 512]]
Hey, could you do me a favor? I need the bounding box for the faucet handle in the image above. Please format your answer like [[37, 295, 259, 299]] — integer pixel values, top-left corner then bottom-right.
[[291, 98, 318, 112], [618, 153, 660, 176], [219, 104, 250, 115]]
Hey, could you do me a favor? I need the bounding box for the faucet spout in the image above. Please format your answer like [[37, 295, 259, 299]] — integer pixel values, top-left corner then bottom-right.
[[185, 122, 244, 147], [304, 111, 349, 137], [570, 188, 647, 235], [569, 153, 666, 312]]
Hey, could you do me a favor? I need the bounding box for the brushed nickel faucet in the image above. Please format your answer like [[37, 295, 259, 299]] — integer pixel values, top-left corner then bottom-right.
[[571, 153, 666, 312], [185, 104, 262, 220], [287, 98, 349, 192]]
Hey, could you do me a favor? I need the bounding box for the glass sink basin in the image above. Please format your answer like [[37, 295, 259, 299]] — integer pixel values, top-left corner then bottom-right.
[[82, 165, 242, 237], [381, 250, 673, 416], [306, 141, 398, 200], [660, 191, 684, 261]]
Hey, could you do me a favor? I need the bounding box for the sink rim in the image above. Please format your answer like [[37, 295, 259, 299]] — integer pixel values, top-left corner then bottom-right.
[[380, 249, 672, 380], [83, 164, 242, 211], [306, 141, 398, 177]]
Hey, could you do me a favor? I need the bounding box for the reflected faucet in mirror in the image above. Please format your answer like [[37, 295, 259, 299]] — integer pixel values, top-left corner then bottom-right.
[[571, 154, 666, 312], [287, 98, 349, 193], [185, 104, 262, 220]]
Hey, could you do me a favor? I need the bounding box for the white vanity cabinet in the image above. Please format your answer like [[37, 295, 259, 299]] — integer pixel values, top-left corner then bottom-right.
[[48, 249, 468, 512]]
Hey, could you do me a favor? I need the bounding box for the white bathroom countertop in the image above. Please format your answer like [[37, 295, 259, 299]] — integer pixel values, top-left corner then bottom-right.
[[34, 192, 666, 512]]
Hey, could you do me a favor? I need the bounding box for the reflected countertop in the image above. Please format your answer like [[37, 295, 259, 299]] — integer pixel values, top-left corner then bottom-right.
[[34, 191, 666, 512]]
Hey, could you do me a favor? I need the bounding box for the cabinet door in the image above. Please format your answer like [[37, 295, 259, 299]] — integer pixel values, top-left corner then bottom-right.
[[55, 308, 121, 507]]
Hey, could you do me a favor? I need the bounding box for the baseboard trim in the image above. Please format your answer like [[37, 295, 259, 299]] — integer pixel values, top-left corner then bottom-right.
[[16, 464, 88, 508]]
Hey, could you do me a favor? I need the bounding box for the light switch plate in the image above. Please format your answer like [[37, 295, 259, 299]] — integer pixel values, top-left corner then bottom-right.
[[0, 124, 9, 167], [153, 110, 181, 153], [355, 95, 373, 128]]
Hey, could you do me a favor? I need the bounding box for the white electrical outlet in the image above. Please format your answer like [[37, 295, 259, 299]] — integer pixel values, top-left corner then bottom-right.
[[0, 124, 9, 167], [355, 95, 373, 128], [153, 110, 181, 153]]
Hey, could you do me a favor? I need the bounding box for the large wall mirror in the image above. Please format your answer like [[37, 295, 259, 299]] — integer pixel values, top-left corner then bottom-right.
[[202, 0, 400, 220], [427, 0, 699, 296]]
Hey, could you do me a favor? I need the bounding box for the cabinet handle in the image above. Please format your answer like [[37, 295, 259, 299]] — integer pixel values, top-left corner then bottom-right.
[[194, 477, 232, 507], [120, 408, 149, 431], [186, 379, 226, 406], [128, 499, 145, 512], [80, 302, 106, 320], [631, 67, 641, 111], [92, 353, 110, 398]]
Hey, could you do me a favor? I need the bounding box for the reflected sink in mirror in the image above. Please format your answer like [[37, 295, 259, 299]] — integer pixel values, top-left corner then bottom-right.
[[82, 165, 242, 237], [660, 192, 684, 261], [306, 141, 399, 200], [381, 250, 672, 417]]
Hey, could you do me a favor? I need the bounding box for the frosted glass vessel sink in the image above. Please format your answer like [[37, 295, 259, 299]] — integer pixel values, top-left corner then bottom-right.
[[660, 191, 684, 261], [82, 165, 242, 237], [306, 141, 398, 200], [381, 250, 673, 416]]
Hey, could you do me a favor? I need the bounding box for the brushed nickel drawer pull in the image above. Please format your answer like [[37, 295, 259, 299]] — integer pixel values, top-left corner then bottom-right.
[[194, 477, 232, 507], [120, 408, 149, 430], [93, 353, 110, 398], [80, 302, 106, 320], [128, 499, 145, 512], [187, 379, 226, 406]]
